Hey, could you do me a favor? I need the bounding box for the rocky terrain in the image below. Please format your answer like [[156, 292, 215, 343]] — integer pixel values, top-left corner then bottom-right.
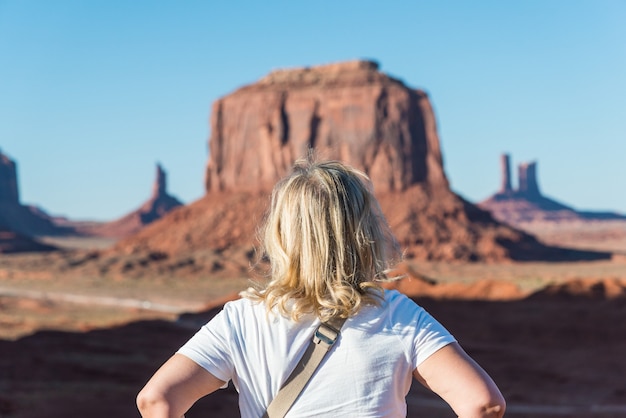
[[1, 276, 626, 418]]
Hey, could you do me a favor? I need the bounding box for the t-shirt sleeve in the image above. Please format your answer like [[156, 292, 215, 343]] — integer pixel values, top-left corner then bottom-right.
[[388, 292, 457, 369], [411, 307, 457, 368], [176, 306, 235, 385]]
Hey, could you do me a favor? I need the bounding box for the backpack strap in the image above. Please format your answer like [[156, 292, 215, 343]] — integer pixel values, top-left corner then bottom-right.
[[262, 316, 347, 418]]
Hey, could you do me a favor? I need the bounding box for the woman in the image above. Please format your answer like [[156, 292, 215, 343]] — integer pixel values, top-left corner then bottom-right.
[[137, 158, 506, 417]]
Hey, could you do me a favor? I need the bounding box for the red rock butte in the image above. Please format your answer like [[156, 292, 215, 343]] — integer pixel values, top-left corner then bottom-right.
[[0, 150, 67, 248], [78, 163, 183, 238], [116, 60, 609, 262], [480, 153, 626, 224], [205, 60, 447, 194]]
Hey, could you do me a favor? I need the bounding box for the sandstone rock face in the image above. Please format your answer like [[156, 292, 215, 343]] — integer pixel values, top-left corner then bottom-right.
[[114, 61, 600, 263], [205, 60, 447, 194], [480, 154, 626, 225], [80, 164, 183, 238]]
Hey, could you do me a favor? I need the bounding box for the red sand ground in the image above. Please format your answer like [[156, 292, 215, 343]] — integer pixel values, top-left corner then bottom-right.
[[1, 278, 626, 418]]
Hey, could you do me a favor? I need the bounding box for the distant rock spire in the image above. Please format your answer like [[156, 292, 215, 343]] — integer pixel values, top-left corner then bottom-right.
[[499, 154, 513, 194], [480, 154, 626, 225], [518, 161, 541, 197], [0, 150, 20, 204], [152, 163, 167, 198]]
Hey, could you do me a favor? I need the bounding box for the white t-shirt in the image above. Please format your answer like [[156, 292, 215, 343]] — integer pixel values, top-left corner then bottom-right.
[[177, 289, 456, 417]]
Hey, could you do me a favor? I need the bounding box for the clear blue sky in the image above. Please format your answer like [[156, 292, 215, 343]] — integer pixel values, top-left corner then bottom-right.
[[1, 0, 625, 221]]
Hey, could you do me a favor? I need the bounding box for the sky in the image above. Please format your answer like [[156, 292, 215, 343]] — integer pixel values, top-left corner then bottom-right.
[[1, 0, 625, 221]]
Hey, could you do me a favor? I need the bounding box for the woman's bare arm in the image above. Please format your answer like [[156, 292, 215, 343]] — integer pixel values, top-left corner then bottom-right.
[[414, 342, 506, 418], [137, 353, 226, 418]]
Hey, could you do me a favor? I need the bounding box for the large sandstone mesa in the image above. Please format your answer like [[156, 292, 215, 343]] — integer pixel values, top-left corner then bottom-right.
[[205, 60, 447, 194], [116, 61, 607, 262], [480, 153, 626, 224]]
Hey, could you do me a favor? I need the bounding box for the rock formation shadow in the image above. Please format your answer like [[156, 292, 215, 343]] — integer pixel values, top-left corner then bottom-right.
[[2, 288, 625, 418], [460, 199, 613, 261]]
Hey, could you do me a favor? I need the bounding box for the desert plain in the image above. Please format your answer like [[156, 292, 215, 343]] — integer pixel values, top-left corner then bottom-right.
[[0, 219, 625, 418]]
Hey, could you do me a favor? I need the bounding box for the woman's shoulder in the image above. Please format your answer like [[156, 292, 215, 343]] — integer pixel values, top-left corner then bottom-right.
[[222, 296, 265, 316], [223, 297, 297, 326], [352, 289, 421, 326], [383, 289, 419, 308], [381, 289, 430, 322]]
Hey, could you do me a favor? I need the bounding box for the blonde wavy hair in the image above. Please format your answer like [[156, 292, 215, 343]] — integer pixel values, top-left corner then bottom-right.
[[243, 157, 400, 322]]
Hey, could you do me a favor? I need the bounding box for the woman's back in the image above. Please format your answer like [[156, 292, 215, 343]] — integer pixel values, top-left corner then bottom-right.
[[137, 158, 505, 418], [178, 290, 455, 417]]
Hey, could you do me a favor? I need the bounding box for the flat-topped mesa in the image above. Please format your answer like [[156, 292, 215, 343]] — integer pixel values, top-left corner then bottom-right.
[[205, 60, 448, 195], [257, 60, 382, 87]]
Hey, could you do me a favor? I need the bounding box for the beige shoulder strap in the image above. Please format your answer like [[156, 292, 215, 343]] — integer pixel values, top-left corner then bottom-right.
[[262, 316, 347, 418]]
